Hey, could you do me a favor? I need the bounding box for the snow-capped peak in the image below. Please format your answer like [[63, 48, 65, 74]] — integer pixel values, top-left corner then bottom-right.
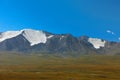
[[22, 29, 47, 46], [88, 38, 106, 49], [0, 29, 55, 46], [0, 31, 22, 42], [0, 29, 48, 46]]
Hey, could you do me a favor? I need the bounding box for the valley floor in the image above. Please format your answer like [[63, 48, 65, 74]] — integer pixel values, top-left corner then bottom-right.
[[0, 53, 119, 80]]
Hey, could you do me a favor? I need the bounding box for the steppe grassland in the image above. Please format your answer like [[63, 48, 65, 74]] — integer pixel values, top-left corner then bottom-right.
[[0, 53, 119, 80]]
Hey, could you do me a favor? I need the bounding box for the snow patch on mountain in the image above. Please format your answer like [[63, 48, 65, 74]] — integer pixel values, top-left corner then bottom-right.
[[22, 29, 47, 46], [60, 36, 65, 40], [47, 35, 54, 39], [0, 31, 22, 42], [88, 38, 106, 49]]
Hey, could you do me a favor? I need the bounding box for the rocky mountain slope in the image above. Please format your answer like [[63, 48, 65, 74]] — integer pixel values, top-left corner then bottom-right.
[[0, 29, 120, 55]]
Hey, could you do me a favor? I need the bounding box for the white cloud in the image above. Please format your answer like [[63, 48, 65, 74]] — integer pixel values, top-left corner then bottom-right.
[[106, 30, 120, 41], [106, 30, 115, 35], [118, 38, 120, 41], [107, 30, 111, 33]]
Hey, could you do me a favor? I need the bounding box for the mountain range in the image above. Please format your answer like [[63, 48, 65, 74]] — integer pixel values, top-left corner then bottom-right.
[[0, 29, 120, 55]]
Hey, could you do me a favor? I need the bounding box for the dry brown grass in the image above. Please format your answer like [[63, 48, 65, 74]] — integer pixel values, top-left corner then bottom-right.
[[0, 54, 119, 80]]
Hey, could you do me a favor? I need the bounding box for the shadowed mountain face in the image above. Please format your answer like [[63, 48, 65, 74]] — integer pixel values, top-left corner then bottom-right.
[[0, 29, 120, 55]]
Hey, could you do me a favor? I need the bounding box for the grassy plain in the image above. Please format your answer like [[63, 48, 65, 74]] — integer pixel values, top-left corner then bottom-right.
[[0, 53, 119, 80]]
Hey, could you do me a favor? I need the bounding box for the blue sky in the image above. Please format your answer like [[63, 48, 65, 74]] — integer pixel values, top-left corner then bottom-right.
[[0, 0, 120, 41]]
